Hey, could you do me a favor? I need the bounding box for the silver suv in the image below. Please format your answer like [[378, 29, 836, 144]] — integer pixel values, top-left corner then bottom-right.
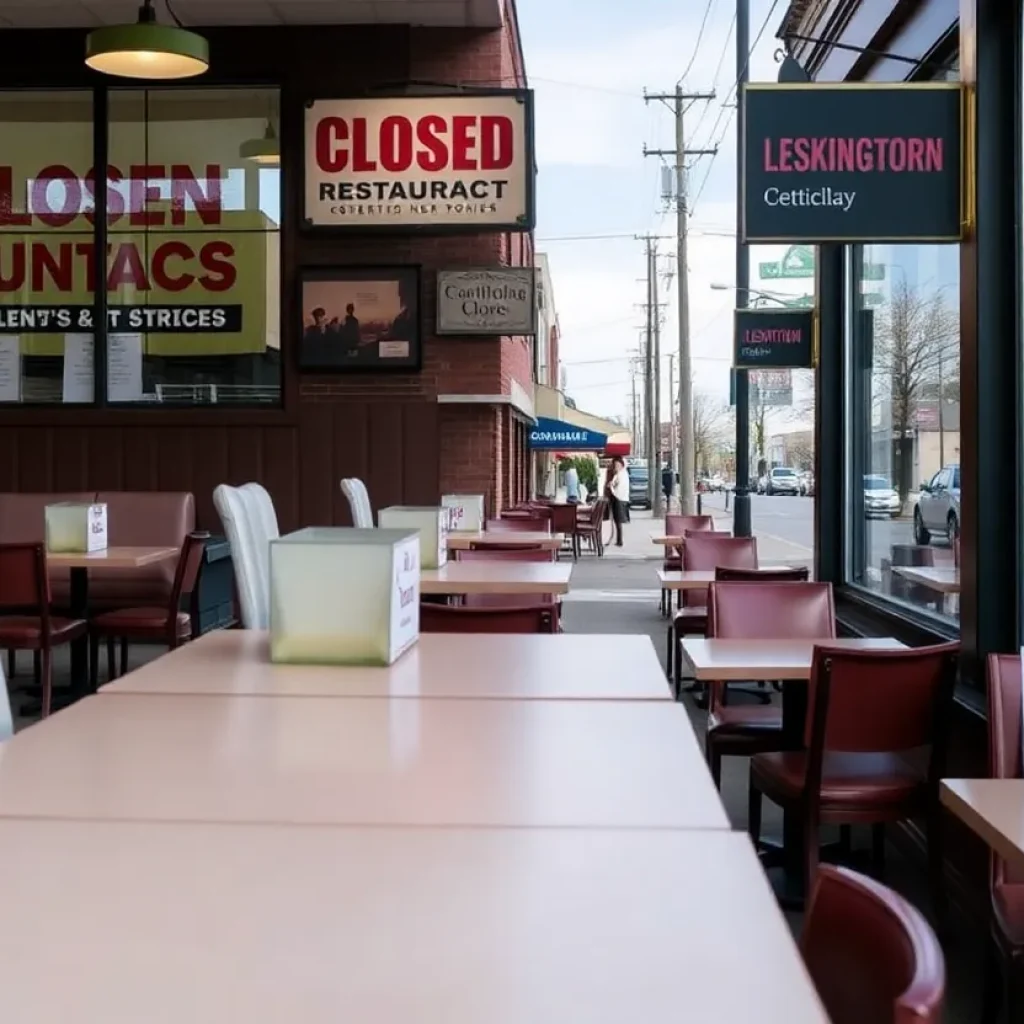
[[766, 466, 801, 496], [914, 463, 960, 546]]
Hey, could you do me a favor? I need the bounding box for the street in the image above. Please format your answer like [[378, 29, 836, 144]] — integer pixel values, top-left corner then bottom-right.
[[697, 492, 916, 567]]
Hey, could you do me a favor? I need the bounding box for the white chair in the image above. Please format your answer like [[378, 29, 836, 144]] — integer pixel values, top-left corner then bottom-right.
[[341, 477, 374, 528], [213, 483, 270, 629], [0, 658, 12, 742]]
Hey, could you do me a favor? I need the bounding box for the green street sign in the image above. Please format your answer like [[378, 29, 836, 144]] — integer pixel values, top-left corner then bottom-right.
[[861, 263, 887, 281], [862, 291, 885, 308], [758, 244, 815, 280]]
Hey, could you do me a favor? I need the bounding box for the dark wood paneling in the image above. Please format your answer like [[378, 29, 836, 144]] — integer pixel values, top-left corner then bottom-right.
[[0, 400, 438, 532]]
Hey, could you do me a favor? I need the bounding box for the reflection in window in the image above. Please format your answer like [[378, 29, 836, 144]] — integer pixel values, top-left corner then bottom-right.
[[107, 88, 281, 405], [0, 91, 95, 403], [848, 241, 960, 627]]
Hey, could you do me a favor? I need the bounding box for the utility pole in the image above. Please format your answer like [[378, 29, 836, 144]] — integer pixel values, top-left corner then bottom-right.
[[644, 241, 655, 491], [668, 352, 676, 512], [651, 252, 663, 515], [644, 87, 716, 515], [732, 0, 752, 537]]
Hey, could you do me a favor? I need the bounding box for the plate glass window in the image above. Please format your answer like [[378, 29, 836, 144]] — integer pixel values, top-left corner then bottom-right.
[[106, 88, 281, 405]]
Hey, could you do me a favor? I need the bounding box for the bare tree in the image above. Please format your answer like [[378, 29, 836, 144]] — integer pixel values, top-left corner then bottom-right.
[[692, 392, 732, 477], [870, 279, 959, 499]]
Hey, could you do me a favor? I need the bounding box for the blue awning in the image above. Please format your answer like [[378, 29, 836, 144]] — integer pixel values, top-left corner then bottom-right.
[[528, 416, 608, 451]]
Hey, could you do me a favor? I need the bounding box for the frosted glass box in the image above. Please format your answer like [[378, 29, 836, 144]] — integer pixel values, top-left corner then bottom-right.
[[269, 528, 420, 666], [377, 506, 448, 569], [442, 493, 485, 533], [45, 502, 108, 553]]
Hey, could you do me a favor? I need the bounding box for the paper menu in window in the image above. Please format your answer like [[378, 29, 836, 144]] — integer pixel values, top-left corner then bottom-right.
[[62, 333, 93, 403], [0, 335, 20, 402], [108, 333, 143, 402]]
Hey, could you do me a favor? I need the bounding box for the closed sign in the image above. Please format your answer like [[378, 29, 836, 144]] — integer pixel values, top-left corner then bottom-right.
[[436, 268, 536, 335]]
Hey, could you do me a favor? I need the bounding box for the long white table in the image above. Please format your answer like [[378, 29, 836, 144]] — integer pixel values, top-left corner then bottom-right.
[[421, 561, 572, 595], [941, 778, 1024, 873], [0, 823, 829, 1023], [100, 630, 671, 701], [0, 694, 727, 830]]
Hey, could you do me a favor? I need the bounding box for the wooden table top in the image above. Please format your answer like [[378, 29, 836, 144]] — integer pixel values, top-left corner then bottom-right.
[[680, 638, 906, 681], [421, 561, 572, 595], [941, 778, 1024, 873], [0, 694, 726, 830], [892, 566, 961, 594], [46, 546, 179, 569], [447, 531, 563, 551], [0, 824, 827, 1023], [102, 630, 671, 701]]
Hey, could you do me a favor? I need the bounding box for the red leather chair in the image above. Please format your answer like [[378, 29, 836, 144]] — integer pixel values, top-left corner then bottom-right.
[[456, 547, 558, 618], [703, 578, 831, 788], [548, 504, 579, 560], [485, 518, 550, 533], [667, 533, 758, 697], [420, 604, 555, 634], [88, 532, 207, 686], [661, 515, 716, 615], [982, 654, 1024, 1023], [574, 499, 608, 556], [0, 542, 87, 718], [749, 642, 959, 907], [802, 865, 945, 1024]]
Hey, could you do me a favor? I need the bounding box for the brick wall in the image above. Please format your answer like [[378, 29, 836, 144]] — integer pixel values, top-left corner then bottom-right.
[[439, 403, 503, 515]]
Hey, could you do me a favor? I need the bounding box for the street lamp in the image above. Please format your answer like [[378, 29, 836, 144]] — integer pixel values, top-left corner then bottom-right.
[[711, 282, 799, 307]]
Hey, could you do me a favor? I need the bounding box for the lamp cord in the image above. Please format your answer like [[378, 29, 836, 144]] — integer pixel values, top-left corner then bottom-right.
[[164, 0, 185, 28]]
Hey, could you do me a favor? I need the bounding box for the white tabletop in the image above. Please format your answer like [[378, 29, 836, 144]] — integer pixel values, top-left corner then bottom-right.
[[680, 638, 906, 681], [102, 630, 671, 701], [0, 824, 827, 1024], [892, 566, 961, 594], [941, 778, 1024, 873], [0, 694, 726, 830], [447, 531, 563, 551], [421, 561, 573, 595]]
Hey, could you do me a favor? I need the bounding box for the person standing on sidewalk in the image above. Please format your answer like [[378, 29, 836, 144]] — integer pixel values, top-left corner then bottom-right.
[[606, 456, 630, 547]]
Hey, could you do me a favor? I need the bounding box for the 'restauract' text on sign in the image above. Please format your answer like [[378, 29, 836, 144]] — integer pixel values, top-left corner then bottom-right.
[[741, 84, 963, 243], [733, 307, 815, 370], [304, 94, 534, 230]]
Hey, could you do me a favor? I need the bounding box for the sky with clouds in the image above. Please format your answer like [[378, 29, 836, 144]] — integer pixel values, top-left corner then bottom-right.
[[516, 0, 814, 429]]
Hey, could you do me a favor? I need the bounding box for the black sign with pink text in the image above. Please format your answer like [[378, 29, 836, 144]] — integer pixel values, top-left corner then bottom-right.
[[734, 307, 815, 370], [741, 83, 963, 243]]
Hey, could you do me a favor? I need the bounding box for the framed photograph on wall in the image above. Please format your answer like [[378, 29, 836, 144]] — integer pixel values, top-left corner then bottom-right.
[[298, 266, 421, 371]]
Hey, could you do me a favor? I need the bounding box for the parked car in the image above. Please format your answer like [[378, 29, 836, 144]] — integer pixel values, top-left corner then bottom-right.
[[863, 474, 900, 518], [915, 463, 961, 545], [628, 465, 651, 509], [766, 466, 801, 496], [709, 474, 725, 492]]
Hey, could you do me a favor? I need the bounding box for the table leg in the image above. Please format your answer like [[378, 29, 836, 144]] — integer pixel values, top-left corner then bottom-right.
[[68, 568, 89, 699]]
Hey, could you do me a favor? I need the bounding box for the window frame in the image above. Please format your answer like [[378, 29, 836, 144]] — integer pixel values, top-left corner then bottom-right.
[[0, 82, 285, 413]]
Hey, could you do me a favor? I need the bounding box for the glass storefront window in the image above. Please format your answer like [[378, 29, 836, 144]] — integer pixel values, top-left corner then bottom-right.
[[847, 242, 960, 627], [0, 91, 95, 403], [0, 88, 281, 406], [107, 89, 280, 405]]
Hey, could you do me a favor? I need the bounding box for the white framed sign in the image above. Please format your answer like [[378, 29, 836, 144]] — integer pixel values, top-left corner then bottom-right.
[[304, 92, 535, 230], [436, 268, 536, 336]]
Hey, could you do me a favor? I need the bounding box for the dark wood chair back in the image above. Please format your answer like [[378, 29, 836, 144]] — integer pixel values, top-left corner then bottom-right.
[[419, 604, 555, 633]]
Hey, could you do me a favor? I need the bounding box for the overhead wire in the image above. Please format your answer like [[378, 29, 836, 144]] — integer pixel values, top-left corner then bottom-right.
[[677, 0, 720, 86], [689, 0, 784, 215]]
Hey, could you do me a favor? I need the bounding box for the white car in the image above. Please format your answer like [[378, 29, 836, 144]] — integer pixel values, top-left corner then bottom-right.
[[863, 475, 901, 518]]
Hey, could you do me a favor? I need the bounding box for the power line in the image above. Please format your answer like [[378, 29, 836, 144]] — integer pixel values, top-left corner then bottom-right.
[[690, 9, 736, 141], [689, 0, 784, 215], [677, 0, 719, 85]]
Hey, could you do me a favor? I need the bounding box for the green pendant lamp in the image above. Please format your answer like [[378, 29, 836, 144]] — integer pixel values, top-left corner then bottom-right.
[[240, 121, 280, 165], [85, 0, 209, 80]]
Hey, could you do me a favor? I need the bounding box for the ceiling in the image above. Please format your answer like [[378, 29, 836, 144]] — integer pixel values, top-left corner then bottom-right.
[[0, 0, 503, 29]]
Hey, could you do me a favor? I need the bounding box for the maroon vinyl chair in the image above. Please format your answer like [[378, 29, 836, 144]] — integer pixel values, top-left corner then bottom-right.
[[548, 504, 579, 560], [802, 865, 946, 1024], [456, 547, 558, 622], [667, 533, 758, 698], [749, 642, 960, 908], [574, 499, 608, 557], [0, 542, 87, 718], [88, 532, 208, 686], [458, 548, 554, 562], [420, 603, 555, 634], [485, 517, 550, 533], [703, 578, 831, 789], [660, 514, 716, 614], [982, 654, 1024, 1023]]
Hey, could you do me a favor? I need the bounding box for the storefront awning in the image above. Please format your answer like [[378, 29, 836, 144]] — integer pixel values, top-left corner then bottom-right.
[[528, 417, 607, 451]]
